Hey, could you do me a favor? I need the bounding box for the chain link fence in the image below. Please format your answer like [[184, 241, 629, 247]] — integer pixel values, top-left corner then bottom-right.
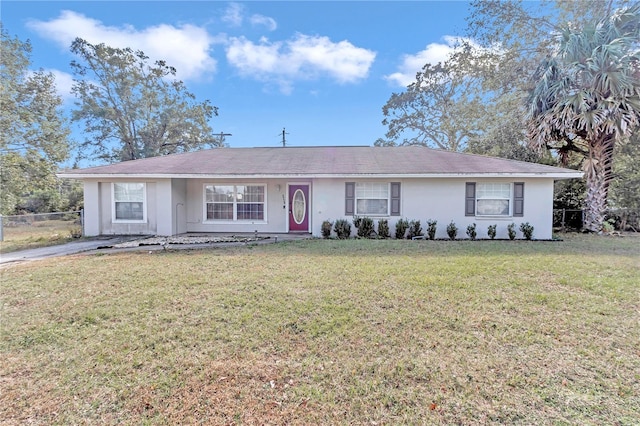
[[0, 210, 83, 242], [553, 208, 639, 232]]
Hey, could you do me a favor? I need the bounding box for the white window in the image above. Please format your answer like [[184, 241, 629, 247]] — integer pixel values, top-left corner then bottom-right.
[[113, 183, 146, 222], [355, 182, 389, 215], [476, 183, 511, 216], [205, 184, 265, 221]]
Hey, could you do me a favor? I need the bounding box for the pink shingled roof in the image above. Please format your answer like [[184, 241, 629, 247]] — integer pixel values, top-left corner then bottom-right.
[[60, 146, 581, 177]]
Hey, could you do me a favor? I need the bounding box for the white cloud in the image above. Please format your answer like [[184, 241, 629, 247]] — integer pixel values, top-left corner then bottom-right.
[[385, 36, 461, 87], [250, 14, 277, 31], [27, 10, 216, 81], [221, 3, 245, 27], [226, 33, 376, 93]]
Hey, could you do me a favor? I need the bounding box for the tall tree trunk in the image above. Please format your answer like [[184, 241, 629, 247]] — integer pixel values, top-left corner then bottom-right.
[[583, 135, 614, 232]]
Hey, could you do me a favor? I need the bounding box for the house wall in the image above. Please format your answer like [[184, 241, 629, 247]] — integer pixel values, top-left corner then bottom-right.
[[184, 178, 295, 233], [83, 179, 160, 236], [311, 177, 555, 240], [172, 179, 188, 235], [83, 180, 100, 236], [81, 176, 555, 239]]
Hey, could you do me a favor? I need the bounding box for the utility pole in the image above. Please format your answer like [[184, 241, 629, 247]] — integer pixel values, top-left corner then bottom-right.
[[217, 132, 232, 147], [281, 128, 289, 147]]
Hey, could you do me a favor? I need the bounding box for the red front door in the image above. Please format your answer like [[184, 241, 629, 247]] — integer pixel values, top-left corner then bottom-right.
[[288, 184, 309, 232]]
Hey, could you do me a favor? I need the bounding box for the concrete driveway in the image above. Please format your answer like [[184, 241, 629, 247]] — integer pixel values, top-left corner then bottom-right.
[[0, 237, 126, 265]]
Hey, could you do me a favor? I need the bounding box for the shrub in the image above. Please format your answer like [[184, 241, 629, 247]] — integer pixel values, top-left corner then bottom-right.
[[321, 220, 333, 238], [407, 220, 423, 239], [354, 216, 375, 238], [333, 219, 352, 239], [68, 226, 83, 239], [426, 219, 437, 240], [446, 221, 458, 240], [377, 219, 390, 239], [601, 219, 615, 234], [507, 223, 517, 240], [519, 222, 534, 240], [487, 224, 497, 240], [466, 223, 477, 240], [395, 218, 409, 239]]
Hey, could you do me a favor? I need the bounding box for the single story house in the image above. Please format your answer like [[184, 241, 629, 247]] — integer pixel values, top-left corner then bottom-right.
[[58, 146, 583, 240]]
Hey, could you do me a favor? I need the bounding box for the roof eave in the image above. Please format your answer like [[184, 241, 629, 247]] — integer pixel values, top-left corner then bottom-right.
[[57, 172, 584, 180]]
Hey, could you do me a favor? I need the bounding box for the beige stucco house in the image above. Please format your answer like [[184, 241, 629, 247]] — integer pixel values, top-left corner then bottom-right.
[[58, 146, 583, 239]]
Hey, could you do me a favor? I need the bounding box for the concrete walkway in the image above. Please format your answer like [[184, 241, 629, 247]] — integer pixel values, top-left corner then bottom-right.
[[0, 233, 311, 266]]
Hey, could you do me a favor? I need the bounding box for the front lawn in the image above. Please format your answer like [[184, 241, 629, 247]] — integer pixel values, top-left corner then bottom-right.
[[1, 234, 638, 424]]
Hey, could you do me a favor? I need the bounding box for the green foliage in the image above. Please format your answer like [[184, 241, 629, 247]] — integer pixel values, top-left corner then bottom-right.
[[466, 223, 477, 240], [321, 220, 333, 239], [487, 224, 497, 240], [601, 219, 615, 234], [377, 219, 390, 239], [610, 135, 640, 212], [407, 220, 423, 240], [70, 38, 221, 163], [0, 27, 71, 215], [395, 218, 409, 239], [333, 219, 352, 239], [519, 222, 534, 240], [507, 223, 517, 240], [554, 175, 586, 210], [426, 219, 437, 240], [381, 61, 485, 151], [446, 221, 458, 240], [526, 4, 640, 231], [354, 216, 375, 238]]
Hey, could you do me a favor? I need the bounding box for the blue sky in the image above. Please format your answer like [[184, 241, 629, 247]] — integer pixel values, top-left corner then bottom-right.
[[3, 1, 472, 163]]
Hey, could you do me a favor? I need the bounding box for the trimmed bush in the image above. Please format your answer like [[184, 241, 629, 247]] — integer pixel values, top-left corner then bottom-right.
[[446, 221, 458, 240], [334, 219, 352, 239], [466, 223, 477, 240], [407, 220, 423, 239], [519, 222, 534, 240], [377, 219, 390, 239], [395, 218, 409, 239], [487, 224, 497, 240], [507, 223, 517, 240], [354, 216, 375, 238], [321, 220, 333, 238], [426, 219, 437, 240]]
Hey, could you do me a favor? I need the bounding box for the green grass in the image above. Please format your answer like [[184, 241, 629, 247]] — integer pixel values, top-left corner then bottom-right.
[[1, 234, 639, 424], [0, 220, 83, 253]]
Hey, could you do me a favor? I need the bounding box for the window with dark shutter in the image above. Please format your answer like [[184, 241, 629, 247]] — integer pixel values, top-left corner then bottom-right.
[[345, 182, 355, 215], [390, 182, 401, 216], [465, 182, 476, 216], [513, 182, 524, 217]]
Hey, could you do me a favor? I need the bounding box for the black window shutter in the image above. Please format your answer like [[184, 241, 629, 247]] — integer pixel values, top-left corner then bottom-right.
[[465, 182, 476, 216], [513, 182, 525, 217], [345, 182, 355, 215], [390, 182, 401, 216]]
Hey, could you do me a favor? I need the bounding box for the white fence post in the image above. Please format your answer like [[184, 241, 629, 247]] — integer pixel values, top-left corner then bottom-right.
[[0, 214, 3, 242]]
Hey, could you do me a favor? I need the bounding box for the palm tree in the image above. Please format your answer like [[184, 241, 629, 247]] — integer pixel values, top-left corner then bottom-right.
[[526, 4, 640, 232]]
